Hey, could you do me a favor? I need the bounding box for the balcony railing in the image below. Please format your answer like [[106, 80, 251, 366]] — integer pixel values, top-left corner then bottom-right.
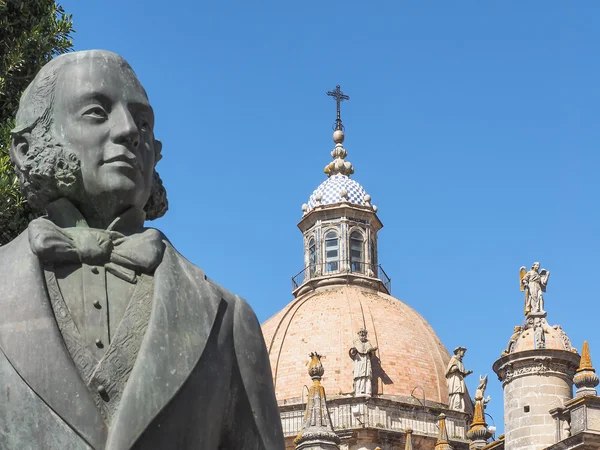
[[291, 260, 391, 294]]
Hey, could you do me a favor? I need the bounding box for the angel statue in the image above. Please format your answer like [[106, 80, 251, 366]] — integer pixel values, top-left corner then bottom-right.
[[520, 262, 550, 316]]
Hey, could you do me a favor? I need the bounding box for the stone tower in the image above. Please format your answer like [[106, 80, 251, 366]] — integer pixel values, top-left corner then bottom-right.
[[492, 262, 580, 450]]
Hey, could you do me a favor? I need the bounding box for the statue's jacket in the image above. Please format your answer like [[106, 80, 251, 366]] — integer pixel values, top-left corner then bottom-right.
[[0, 229, 285, 450]]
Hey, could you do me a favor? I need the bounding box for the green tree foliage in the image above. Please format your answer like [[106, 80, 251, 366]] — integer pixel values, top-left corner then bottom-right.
[[0, 0, 73, 244]]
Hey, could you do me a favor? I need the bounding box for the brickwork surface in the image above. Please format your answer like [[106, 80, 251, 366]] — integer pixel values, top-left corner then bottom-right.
[[262, 285, 451, 404]]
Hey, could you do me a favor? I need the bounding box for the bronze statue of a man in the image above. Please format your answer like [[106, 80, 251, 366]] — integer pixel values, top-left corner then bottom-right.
[[0, 50, 284, 450]]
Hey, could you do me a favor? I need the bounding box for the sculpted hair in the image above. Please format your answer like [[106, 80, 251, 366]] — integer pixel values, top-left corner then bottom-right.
[[10, 51, 168, 220]]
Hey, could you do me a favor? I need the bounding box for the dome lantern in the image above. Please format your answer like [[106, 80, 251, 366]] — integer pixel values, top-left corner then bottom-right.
[[292, 86, 389, 297]]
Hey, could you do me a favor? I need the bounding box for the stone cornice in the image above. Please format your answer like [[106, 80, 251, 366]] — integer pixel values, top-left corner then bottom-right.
[[298, 204, 383, 233], [564, 394, 600, 409], [493, 349, 580, 387], [544, 432, 600, 450], [293, 273, 389, 297], [481, 437, 504, 450]]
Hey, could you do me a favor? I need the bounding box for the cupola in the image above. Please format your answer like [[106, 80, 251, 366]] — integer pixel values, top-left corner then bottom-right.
[[293, 85, 389, 297]]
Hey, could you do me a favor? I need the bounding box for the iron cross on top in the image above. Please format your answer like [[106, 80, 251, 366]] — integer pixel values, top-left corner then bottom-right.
[[327, 85, 350, 130]]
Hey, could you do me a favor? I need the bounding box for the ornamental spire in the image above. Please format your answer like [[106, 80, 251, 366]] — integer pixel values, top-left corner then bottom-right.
[[435, 414, 454, 450], [404, 428, 414, 450], [294, 352, 341, 450], [324, 85, 354, 177], [467, 375, 493, 449], [574, 341, 599, 397]]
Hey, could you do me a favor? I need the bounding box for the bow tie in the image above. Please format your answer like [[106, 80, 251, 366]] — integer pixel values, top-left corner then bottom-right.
[[28, 218, 165, 283]]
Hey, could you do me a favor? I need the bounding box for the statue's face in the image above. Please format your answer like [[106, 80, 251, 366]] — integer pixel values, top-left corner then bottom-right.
[[358, 330, 367, 342], [533, 262, 540, 271], [51, 54, 156, 215]]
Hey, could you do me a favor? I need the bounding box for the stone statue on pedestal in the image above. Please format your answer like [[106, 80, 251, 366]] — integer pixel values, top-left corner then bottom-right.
[[474, 375, 491, 407], [0, 50, 284, 449], [445, 346, 472, 412], [501, 325, 523, 356], [520, 262, 550, 316], [349, 328, 377, 397], [467, 375, 493, 448], [534, 317, 546, 349]]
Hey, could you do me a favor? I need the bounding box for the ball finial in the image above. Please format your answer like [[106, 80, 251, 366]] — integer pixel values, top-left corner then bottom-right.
[[333, 129, 345, 144]]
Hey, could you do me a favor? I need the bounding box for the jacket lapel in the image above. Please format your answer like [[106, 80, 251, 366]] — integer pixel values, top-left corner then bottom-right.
[[0, 231, 108, 449], [105, 241, 221, 450]]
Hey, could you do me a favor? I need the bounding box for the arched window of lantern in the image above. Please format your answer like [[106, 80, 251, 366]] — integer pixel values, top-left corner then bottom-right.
[[308, 237, 317, 277], [350, 230, 364, 273], [324, 230, 339, 273]]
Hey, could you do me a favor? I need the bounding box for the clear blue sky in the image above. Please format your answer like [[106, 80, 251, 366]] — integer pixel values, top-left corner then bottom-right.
[[61, 1, 600, 436]]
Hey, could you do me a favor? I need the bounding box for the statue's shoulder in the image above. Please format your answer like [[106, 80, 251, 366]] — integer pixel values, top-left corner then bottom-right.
[[0, 229, 32, 266], [157, 231, 244, 309], [0, 229, 37, 308]]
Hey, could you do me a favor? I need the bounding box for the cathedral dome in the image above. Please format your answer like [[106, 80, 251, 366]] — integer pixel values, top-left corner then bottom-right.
[[306, 174, 370, 213], [262, 285, 452, 406]]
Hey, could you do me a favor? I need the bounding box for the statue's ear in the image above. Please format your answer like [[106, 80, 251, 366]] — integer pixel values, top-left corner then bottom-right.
[[9, 132, 31, 169], [153, 139, 162, 164]]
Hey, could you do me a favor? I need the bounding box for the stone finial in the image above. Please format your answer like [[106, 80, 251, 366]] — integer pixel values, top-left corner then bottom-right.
[[294, 353, 341, 450], [574, 341, 599, 397], [467, 375, 493, 449], [308, 351, 325, 380], [435, 414, 454, 450], [404, 427, 414, 450], [324, 132, 354, 177]]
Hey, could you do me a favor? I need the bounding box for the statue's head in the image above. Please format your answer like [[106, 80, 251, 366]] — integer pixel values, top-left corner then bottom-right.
[[478, 374, 488, 390], [532, 262, 540, 271], [453, 346, 466, 357], [357, 328, 368, 342], [10, 50, 168, 227]]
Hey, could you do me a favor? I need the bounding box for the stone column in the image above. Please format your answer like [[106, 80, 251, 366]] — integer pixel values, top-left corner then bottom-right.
[[493, 349, 580, 450], [435, 414, 454, 450]]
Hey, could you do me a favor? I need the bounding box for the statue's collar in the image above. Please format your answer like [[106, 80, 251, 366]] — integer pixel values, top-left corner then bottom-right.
[[45, 198, 146, 233]]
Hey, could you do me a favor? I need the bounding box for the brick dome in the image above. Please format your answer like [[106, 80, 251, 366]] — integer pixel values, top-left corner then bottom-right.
[[262, 285, 452, 406]]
